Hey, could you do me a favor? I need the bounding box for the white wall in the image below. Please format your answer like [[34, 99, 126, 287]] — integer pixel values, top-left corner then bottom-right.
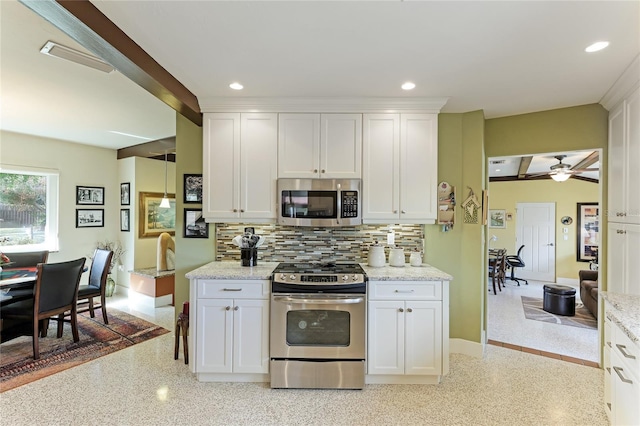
[[0, 130, 119, 283]]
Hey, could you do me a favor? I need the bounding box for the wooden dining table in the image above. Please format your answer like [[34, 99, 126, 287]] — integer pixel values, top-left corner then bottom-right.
[[0, 266, 37, 306]]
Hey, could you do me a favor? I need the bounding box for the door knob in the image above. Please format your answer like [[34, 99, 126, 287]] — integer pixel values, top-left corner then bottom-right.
[[547, 243, 554, 246]]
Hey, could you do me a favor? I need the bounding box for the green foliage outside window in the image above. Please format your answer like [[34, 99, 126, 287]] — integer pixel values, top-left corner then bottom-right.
[[0, 172, 47, 245]]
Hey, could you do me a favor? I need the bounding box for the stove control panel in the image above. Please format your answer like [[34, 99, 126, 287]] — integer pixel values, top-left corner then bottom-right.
[[273, 273, 365, 285]]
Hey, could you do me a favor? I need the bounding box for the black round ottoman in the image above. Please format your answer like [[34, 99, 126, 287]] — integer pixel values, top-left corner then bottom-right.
[[543, 284, 576, 316]]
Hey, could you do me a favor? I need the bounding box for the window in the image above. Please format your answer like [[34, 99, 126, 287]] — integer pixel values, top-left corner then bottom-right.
[[0, 166, 59, 252]]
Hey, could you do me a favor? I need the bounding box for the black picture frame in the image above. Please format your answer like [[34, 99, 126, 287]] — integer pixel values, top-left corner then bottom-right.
[[577, 202, 599, 262], [76, 209, 104, 228], [184, 208, 208, 238], [184, 174, 203, 204], [120, 209, 130, 232], [120, 182, 130, 205], [76, 186, 104, 205]]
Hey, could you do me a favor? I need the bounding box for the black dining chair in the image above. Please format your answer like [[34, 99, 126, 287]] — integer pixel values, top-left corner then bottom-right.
[[506, 245, 528, 286], [75, 249, 113, 324], [3, 250, 49, 303], [0, 257, 86, 359]]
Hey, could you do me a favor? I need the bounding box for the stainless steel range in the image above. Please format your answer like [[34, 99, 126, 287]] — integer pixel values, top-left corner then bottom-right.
[[270, 262, 367, 389]]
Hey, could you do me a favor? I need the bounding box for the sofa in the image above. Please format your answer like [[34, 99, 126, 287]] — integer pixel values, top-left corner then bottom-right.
[[579, 270, 598, 319]]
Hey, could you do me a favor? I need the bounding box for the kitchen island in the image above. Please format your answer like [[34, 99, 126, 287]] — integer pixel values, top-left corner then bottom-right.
[[186, 261, 452, 385]]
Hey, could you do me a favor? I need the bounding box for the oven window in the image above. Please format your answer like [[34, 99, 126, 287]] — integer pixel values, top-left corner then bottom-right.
[[286, 310, 350, 346], [281, 191, 337, 219]]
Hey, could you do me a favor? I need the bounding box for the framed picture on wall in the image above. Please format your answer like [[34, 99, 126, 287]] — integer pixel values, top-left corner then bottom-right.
[[138, 191, 175, 238], [489, 209, 506, 228], [76, 209, 104, 228], [184, 208, 208, 238], [577, 202, 599, 262], [76, 186, 104, 205], [120, 182, 130, 205], [120, 209, 130, 232], [184, 174, 203, 203]]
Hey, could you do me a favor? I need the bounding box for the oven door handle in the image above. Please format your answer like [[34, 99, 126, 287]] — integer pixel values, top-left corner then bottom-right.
[[272, 295, 364, 305]]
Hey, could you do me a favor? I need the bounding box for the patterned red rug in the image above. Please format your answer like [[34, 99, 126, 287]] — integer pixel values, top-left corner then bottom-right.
[[0, 308, 169, 392]]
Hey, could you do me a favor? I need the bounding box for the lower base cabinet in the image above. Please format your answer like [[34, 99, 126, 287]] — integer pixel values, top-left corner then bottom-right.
[[190, 279, 270, 382], [367, 280, 449, 384]]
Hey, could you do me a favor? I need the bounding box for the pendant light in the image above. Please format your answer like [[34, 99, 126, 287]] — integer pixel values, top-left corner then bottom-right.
[[159, 151, 171, 208]]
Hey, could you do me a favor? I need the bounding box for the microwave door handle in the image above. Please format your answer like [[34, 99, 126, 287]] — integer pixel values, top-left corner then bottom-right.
[[336, 183, 341, 224]]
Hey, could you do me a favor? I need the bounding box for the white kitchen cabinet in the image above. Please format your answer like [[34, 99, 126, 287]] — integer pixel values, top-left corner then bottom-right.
[[363, 113, 438, 223], [278, 113, 362, 179], [367, 280, 448, 384], [606, 302, 640, 425], [607, 222, 640, 295], [608, 86, 640, 224], [203, 113, 277, 222], [191, 279, 270, 381]]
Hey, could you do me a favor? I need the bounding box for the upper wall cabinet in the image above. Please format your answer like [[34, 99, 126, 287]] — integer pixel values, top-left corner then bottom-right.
[[608, 86, 640, 225], [363, 113, 438, 224], [203, 113, 278, 222], [278, 113, 362, 179]]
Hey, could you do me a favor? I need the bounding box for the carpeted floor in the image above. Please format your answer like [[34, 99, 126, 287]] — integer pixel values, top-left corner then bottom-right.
[[521, 296, 597, 330], [0, 308, 169, 392]]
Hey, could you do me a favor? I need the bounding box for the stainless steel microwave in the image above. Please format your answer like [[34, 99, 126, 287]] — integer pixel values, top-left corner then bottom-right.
[[277, 178, 362, 227]]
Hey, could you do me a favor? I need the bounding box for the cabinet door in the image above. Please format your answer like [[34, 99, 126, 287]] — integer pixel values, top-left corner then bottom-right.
[[400, 114, 438, 222], [203, 113, 240, 220], [626, 87, 640, 224], [362, 114, 400, 221], [611, 349, 640, 425], [609, 102, 625, 220], [404, 301, 442, 376], [320, 114, 362, 179], [607, 222, 626, 294], [232, 299, 270, 374], [368, 300, 404, 375], [240, 113, 278, 219], [278, 113, 320, 178], [196, 298, 233, 373], [625, 223, 640, 295]]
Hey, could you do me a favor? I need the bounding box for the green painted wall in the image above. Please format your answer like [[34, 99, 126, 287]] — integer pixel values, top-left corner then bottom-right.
[[426, 111, 486, 343], [485, 103, 609, 290], [174, 112, 212, 321]]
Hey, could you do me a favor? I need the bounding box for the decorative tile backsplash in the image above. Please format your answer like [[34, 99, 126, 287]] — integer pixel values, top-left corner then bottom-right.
[[216, 223, 424, 263]]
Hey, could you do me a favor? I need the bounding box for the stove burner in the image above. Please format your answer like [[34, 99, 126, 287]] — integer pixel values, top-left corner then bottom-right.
[[271, 262, 367, 293]]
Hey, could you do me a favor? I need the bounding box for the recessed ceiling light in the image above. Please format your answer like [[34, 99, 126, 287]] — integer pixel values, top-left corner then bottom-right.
[[401, 82, 416, 91], [585, 41, 609, 53], [229, 82, 244, 90]]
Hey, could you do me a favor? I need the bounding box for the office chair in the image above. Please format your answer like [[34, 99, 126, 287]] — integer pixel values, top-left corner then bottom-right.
[[506, 245, 528, 286]]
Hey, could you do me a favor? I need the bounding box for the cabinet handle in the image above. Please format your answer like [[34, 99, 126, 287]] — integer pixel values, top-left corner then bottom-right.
[[225, 306, 231, 311], [393, 210, 398, 214], [616, 344, 636, 359], [398, 308, 404, 313], [321, 169, 325, 173], [223, 288, 243, 292], [314, 169, 318, 173], [233, 306, 239, 311], [394, 289, 415, 293], [613, 366, 633, 384], [406, 308, 413, 313], [233, 209, 238, 213], [607, 341, 611, 348], [401, 210, 406, 214], [240, 209, 245, 213]]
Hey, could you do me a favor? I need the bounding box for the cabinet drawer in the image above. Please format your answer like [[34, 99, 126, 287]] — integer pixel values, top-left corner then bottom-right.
[[197, 280, 269, 299], [614, 325, 640, 375], [369, 281, 441, 300]]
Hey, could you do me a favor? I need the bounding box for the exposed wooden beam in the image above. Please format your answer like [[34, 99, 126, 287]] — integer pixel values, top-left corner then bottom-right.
[[19, 0, 202, 127], [517, 156, 533, 179], [571, 151, 599, 170]]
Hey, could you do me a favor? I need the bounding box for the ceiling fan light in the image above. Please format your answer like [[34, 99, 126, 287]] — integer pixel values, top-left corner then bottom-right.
[[551, 171, 571, 182]]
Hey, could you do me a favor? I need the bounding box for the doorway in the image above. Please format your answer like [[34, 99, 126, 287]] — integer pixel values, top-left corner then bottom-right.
[[486, 149, 601, 363]]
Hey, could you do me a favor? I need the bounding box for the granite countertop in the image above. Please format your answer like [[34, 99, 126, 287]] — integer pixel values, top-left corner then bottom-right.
[[185, 261, 280, 280], [601, 291, 640, 345], [130, 268, 176, 278], [361, 263, 453, 281], [185, 261, 453, 282]]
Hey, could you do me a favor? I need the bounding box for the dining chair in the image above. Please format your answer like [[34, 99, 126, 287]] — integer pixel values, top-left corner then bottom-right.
[[75, 248, 113, 324], [0, 257, 86, 359], [3, 250, 49, 302], [488, 249, 506, 295]]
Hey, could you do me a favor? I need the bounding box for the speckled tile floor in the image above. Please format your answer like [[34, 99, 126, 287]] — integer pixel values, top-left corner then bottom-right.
[[487, 279, 599, 362], [1, 293, 607, 425]]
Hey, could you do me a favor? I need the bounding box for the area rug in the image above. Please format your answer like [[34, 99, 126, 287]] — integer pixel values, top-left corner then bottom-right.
[[0, 308, 169, 392], [521, 296, 597, 330]]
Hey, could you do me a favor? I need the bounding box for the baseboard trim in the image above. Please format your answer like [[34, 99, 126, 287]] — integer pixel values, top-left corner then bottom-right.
[[449, 338, 484, 358]]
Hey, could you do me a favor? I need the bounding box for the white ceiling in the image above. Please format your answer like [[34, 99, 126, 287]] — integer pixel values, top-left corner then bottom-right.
[[489, 150, 600, 181], [1, 1, 639, 151]]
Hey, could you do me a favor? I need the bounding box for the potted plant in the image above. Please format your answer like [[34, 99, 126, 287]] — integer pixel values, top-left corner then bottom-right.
[[93, 240, 125, 297]]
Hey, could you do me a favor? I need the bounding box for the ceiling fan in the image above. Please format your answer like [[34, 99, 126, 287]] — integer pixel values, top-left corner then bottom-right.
[[530, 155, 599, 182]]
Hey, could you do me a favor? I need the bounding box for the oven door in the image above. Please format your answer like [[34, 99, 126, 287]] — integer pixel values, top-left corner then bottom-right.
[[270, 293, 365, 360]]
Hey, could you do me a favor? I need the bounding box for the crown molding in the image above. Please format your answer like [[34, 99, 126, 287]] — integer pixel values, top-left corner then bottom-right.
[[199, 97, 449, 113], [600, 54, 640, 110]]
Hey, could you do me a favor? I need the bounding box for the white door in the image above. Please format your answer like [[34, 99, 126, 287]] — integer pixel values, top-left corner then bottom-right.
[[196, 298, 233, 373], [367, 300, 404, 375], [515, 202, 556, 282], [320, 114, 362, 179], [232, 299, 270, 374], [278, 113, 320, 178], [404, 301, 442, 376]]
